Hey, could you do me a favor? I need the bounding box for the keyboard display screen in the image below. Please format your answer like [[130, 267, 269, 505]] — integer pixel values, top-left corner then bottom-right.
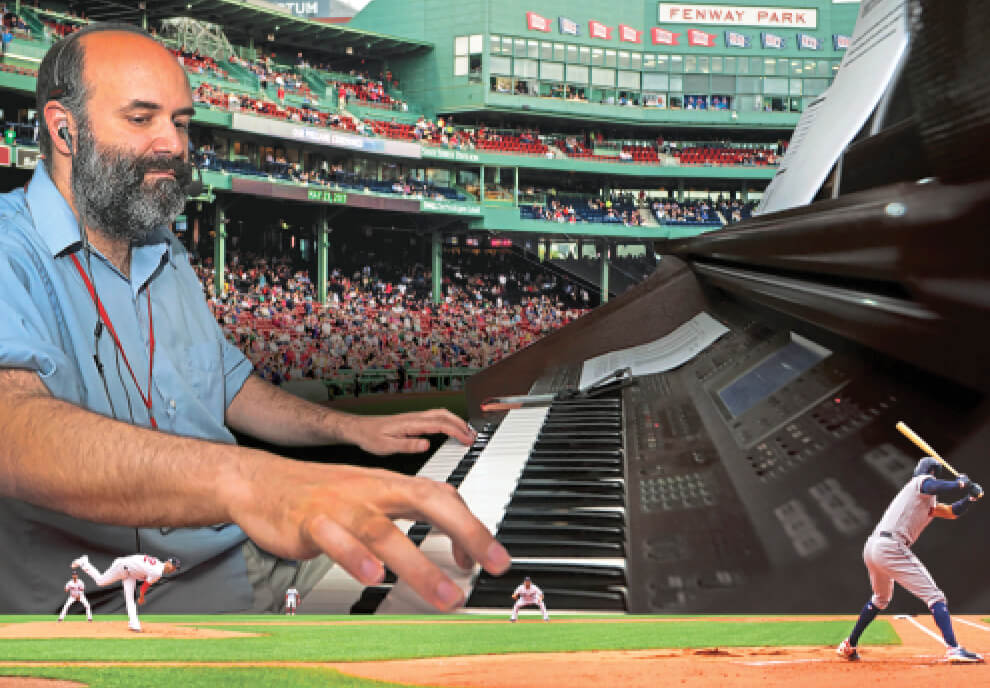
[[718, 337, 828, 418]]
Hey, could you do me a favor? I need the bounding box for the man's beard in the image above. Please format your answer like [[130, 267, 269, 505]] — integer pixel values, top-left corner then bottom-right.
[[71, 128, 193, 245]]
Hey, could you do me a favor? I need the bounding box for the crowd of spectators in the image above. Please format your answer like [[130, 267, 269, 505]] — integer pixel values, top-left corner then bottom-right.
[[171, 46, 229, 81], [651, 199, 719, 225], [195, 252, 588, 389], [650, 198, 759, 225], [522, 193, 642, 226]]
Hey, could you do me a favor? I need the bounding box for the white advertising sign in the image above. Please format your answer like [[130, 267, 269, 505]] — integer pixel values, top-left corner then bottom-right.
[[658, 3, 818, 28]]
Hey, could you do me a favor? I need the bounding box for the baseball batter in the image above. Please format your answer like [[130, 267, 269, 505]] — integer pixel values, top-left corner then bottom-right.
[[510, 577, 549, 622], [837, 457, 984, 663], [57, 571, 92, 622], [72, 553, 180, 632], [285, 587, 300, 615]]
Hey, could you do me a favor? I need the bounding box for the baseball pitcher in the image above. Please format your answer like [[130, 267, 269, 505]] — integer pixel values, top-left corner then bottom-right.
[[510, 576, 549, 622], [57, 570, 92, 622], [837, 457, 984, 663], [72, 553, 179, 632]]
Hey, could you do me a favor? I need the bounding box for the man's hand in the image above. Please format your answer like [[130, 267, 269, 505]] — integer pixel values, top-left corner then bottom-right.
[[223, 459, 510, 612], [344, 410, 476, 455], [137, 593, 145, 606]]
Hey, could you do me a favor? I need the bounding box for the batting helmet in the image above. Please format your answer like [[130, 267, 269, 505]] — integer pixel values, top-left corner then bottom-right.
[[913, 457, 941, 478]]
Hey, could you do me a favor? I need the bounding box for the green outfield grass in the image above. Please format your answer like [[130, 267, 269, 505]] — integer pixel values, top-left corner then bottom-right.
[[0, 614, 897, 667], [0, 666, 422, 688]]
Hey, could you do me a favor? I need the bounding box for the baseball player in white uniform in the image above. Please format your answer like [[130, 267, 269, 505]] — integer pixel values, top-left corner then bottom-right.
[[285, 587, 300, 615], [71, 553, 180, 632], [57, 571, 92, 622], [510, 576, 549, 622], [837, 457, 984, 663]]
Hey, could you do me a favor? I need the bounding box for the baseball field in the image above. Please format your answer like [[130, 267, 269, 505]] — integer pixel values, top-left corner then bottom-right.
[[1, 613, 988, 687]]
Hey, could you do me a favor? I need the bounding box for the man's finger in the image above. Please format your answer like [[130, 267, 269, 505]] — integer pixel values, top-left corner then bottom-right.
[[356, 514, 467, 611], [394, 479, 511, 577], [306, 514, 385, 586], [403, 410, 476, 445], [379, 437, 431, 455], [451, 541, 474, 570]]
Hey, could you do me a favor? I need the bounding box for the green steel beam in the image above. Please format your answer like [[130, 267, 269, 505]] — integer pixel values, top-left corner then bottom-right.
[[600, 240, 610, 305], [317, 209, 329, 306], [213, 202, 226, 298], [431, 229, 442, 305]]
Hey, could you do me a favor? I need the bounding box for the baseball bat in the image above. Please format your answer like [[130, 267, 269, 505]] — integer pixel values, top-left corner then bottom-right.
[[895, 421, 961, 478]]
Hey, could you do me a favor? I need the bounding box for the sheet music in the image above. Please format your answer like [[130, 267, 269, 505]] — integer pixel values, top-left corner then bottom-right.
[[757, 0, 909, 215], [579, 312, 729, 387]]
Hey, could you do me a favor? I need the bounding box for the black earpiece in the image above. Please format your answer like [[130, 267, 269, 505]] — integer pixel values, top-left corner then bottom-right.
[[58, 125, 73, 152]]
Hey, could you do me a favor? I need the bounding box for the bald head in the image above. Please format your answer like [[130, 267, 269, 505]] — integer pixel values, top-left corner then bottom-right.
[[79, 30, 190, 111]]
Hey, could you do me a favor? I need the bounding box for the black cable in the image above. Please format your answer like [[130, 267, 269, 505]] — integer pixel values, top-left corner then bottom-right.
[[85, 247, 119, 420], [92, 320, 116, 419], [114, 342, 135, 424]]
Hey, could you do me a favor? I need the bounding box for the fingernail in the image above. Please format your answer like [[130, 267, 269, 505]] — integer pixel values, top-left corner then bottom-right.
[[360, 558, 382, 583], [436, 580, 463, 607], [486, 541, 511, 572]]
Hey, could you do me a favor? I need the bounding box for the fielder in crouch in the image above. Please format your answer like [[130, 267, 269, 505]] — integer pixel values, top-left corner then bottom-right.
[[72, 554, 179, 632], [57, 571, 92, 622], [510, 577, 549, 622], [837, 457, 984, 663]]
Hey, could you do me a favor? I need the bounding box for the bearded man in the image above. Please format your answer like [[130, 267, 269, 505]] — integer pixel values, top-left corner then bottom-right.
[[0, 23, 508, 615]]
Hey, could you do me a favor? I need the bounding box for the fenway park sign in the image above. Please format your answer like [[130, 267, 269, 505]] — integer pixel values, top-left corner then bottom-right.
[[658, 3, 818, 29]]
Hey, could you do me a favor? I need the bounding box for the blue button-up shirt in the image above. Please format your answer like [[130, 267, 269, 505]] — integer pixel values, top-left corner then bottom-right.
[[0, 165, 254, 612]]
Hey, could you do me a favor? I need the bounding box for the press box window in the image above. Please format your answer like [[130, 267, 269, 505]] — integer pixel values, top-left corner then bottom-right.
[[455, 35, 483, 80]]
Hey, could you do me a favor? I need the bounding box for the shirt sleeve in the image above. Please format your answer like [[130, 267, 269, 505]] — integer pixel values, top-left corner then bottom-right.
[[218, 325, 253, 410], [0, 243, 80, 393]]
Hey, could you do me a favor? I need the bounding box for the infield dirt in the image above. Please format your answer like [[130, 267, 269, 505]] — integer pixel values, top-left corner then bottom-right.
[[1, 615, 988, 688]]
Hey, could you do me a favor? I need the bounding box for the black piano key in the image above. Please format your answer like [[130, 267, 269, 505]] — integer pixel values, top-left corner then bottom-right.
[[477, 563, 627, 587], [350, 586, 392, 614], [509, 489, 625, 508], [528, 455, 623, 466], [501, 507, 626, 526], [538, 431, 622, 442], [407, 523, 431, 544], [533, 439, 622, 451], [517, 479, 624, 493], [530, 448, 622, 457], [520, 465, 623, 479], [499, 535, 624, 557], [497, 522, 625, 541]]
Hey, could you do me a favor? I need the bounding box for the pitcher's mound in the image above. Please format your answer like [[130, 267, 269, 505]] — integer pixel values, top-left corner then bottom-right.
[[0, 621, 256, 639]]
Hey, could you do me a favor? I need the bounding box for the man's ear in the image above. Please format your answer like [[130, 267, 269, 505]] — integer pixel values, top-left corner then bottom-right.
[[43, 100, 75, 156]]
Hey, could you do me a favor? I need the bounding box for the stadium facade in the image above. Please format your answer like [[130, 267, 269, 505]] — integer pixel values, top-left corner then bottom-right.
[[351, 0, 859, 126]]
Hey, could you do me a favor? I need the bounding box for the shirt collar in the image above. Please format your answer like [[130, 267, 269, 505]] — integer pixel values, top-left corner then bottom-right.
[[25, 164, 81, 258], [26, 164, 174, 296]]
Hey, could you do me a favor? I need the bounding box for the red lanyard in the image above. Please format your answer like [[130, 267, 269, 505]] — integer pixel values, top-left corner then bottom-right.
[[70, 253, 157, 430]]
